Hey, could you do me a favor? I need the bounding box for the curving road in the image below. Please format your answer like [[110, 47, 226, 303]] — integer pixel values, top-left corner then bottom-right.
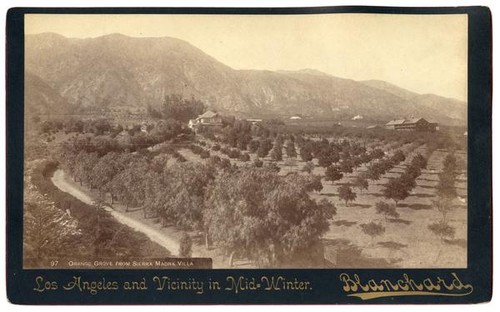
[[51, 169, 181, 255]]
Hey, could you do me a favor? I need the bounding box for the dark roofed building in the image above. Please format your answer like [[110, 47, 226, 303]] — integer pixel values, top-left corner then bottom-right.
[[385, 119, 406, 129], [188, 110, 223, 132], [385, 118, 437, 132]]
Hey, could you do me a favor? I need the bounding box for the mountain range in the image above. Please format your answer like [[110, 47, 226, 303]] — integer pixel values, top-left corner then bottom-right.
[[25, 33, 467, 125]]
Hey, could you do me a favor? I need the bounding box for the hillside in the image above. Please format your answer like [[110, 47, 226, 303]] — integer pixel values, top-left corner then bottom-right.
[[361, 79, 467, 122], [361, 79, 420, 101], [411, 94, 467, 121], [24, 71, 71, 117], [25, 33, 466, 125]]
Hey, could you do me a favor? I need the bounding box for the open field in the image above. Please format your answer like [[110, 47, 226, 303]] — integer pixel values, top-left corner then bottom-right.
[[185, 134, 467, 268]]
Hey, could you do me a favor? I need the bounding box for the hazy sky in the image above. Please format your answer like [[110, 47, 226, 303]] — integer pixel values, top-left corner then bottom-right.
[[25, 14, 468, 101]]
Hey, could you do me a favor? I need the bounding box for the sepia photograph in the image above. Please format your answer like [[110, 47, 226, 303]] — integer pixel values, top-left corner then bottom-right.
[[22, 12, 468, 270]]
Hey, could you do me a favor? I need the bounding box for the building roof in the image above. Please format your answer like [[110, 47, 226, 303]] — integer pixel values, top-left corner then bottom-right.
[[197, 111, 218, 119], [386, 119, 406, 126], [403, 118, 425, 124], [386, 117, 436, 126]]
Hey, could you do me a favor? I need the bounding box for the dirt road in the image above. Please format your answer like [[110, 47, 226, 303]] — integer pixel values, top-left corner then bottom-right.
[[51, 169, 181, 255]]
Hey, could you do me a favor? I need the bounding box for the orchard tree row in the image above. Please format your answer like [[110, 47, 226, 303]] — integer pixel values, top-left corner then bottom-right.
[[428, 152, 461, 260], [57, 142, 336, 267], [57, 119, 192, 156]]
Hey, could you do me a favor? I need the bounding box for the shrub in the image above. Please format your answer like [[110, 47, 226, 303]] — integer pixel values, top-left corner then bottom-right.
[[266, 162, 281, 173], [325, 165, 343, 184], [208, 155, 221, 166], [391, 150, 406, 164], [428, 221, 455, 242], [253, 158, 263, 168], [228, 149, 241, 159], [338, 184, 356, 206], [190, 145, 203, 155], [200, 150, 210, 159], [302, 161, 315, 174], [239, 153, 251, 162], [248, 140, 260, 153], [220, 158, 231, 169], [173, 151, 187, 162], [375, 201, 400, 221], [212, 144, 221, 151], [360, 222, 386, 244], [353, 175, 369, 193]]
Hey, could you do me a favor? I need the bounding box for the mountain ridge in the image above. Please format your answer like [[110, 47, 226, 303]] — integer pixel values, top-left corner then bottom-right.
[[361, 79, 466, 122], [25, 33, 467, 125]]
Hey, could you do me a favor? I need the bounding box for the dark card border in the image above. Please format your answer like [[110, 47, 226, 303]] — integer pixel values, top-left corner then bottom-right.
[[6, 6, 492, 304]]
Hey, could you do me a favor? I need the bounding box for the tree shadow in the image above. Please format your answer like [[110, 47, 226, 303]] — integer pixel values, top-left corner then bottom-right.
[[398, 203, 432, 210], [377, 241, 408, 250], [362, 192, 385, 197], [417, 184, 436, 189], [388, 218, 412, 225], [444, 238, 467, 248], [410, 193, 435, 198], [124, 207, 143, 212], [331, 220, 357, 227], [322, 238, 398, 268], [349, 203, 372, 209], [417, 177, 439, 182], [319, 193, 339, 197]]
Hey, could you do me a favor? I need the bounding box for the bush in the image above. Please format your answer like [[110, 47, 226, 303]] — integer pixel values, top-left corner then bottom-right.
[[428, 221, 455, 242], [208, 155, 221, 166], [200, 150, 210, 159], [302, 161, 315, 173], [391, 150, 406, 164], [220, 158, 231, 169], [239, 153, 251, 162], [190, 145, 204, 155], [253, 158, 263, 168], [375, 201, 400, 221], [173, 151, 187, 162], [265, 162, 281, 173], [228, 149, 241, 159], [248, 140, 260, 153], [360, 222, 385, 244], [212, 144, 221, 151], [338, 184, 356, 206]]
